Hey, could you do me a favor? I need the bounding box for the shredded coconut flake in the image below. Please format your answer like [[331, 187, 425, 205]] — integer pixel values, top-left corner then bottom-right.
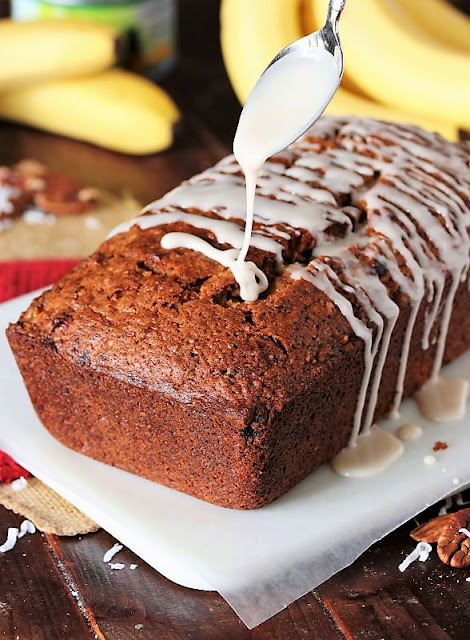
[[103, 543, 123, 563], [129, 564, 138, 570], [135, 624, 144, 630], [18, 520, 35, 539], [23, 208, 56, 225], [398, 542, 432, 573], [109, 562, 126, 570], [0, 528, 19, 553], [458, 528, 470, 537], [466, 577, 470, 582], [0, 185, 19, 213], [84, 215, 102, 230], [11, 476, 28, 492], [0, 520, 35, 552]]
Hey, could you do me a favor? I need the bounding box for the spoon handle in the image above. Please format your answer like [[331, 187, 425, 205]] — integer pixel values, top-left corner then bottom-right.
[[329, 0, 347, 12], [326, 0, 347, 33]]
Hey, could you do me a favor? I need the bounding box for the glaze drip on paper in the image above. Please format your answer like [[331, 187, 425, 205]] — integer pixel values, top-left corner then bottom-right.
[[395, 424, 423, 442], [331, 427, 404, 477], [109, 117, 470, 469], [415, 377, 469, 422]]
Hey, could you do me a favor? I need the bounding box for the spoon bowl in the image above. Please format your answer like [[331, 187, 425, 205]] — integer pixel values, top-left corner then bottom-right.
[[233, 0, 347, 170], [260, 0, 347, 145]]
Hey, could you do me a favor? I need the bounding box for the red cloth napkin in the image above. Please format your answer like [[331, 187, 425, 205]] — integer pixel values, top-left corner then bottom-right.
[[0, 258, 79, 303], [0, 258, 79, 481], [0, 453, 31, 483]]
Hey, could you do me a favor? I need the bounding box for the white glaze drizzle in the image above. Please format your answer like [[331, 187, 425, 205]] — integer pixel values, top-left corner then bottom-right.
[[161, 232, 268, 301], [415, 376, 469, 422], [108, 117, 470, 463], [291, 248, 399, 445], [109, 209, 285, 265], [395, 424, 423, 442], [331, 426, 404, 477], [291, 260, 375, 446], [156, 159, 354, 243]]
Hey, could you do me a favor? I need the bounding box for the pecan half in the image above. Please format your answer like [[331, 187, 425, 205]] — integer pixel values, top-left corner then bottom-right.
[[411, 513, 454, 543], [14, 159, 48, 177], [34, 173, 95, 216], [437, 508, 470, 568]]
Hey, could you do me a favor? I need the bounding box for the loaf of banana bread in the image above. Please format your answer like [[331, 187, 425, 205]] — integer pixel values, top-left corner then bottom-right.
[[7, 117, 470, 508]]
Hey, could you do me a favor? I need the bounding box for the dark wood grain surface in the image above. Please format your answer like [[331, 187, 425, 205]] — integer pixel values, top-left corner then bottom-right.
[[1, 1, 470, 638]]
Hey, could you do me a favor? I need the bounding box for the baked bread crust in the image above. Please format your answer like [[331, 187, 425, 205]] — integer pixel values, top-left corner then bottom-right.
[[7, 117, 470, 508]]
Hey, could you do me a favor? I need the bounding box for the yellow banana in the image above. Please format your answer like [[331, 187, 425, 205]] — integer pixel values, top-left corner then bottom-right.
[[395, 0, 470, 53], [0, 69, 180, 155], [328, 87, 458, 140], [310, 0, 470, 128], [220, 0, 302, 103], [0, 19, 119, 90], [221, 0, 458, 140]]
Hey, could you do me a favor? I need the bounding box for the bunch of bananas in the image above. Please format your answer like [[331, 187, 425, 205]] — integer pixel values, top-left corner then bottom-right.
[[221, 0, 470, 141], [0, 19, 179, 154]]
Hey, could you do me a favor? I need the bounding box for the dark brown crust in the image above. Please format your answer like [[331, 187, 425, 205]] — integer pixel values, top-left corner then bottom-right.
[[5, 119, 470, 509]]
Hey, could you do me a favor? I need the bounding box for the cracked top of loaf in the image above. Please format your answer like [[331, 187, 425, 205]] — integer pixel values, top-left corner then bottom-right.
[[13, 117, 470, 418]]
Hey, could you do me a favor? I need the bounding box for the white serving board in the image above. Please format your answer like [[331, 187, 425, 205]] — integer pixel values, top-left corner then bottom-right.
[[0, 290, 469, 629]]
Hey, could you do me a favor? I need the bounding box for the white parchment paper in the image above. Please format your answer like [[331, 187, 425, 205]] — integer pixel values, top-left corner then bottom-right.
[[1, 291, 469, 629]]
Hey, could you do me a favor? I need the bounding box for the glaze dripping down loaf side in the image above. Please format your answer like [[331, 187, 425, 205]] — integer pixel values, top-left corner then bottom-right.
[[7, 117, 470, 509]]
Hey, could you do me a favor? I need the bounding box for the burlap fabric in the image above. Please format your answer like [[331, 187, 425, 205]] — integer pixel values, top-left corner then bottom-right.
[[0, 477, 99, 535]]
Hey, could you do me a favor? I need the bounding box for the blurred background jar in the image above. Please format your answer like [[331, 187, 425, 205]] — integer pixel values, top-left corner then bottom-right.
[[10, 0, 177, 80]]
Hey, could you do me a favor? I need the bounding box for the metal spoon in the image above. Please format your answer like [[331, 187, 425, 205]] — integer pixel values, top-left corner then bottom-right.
[[269, 0, 346, 74], [265, 0, 347, 121], [233, 0, 347, 171]]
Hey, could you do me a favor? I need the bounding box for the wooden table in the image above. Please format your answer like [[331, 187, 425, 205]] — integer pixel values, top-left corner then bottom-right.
[[1, 2, 470, 638]]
